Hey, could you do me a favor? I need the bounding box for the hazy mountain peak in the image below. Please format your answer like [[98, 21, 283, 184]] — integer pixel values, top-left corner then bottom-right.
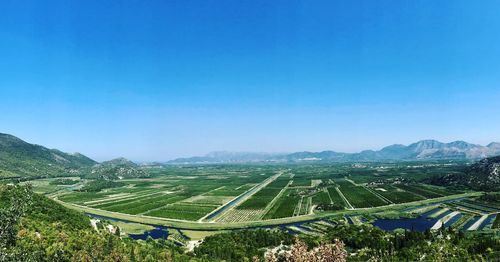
[[487, 142, 500, 149], [169, 139, 500, 164], [380, 144, 406, 150], [447, 140, 478, 149], [410, 139, 444, 150]]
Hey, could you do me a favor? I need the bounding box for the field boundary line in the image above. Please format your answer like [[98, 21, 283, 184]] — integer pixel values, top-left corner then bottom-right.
[[260, 180, 291, 219], [344, 177, 358, 186], [307, 197, 313, 215], [200, 170, 284, 222], [136, 196, 191, 215], [293, 196, 303, 216], [56, 192, 479, 229], [418, 185, 446, 197], [335, 186, 354, 210], [325, 187, 334, 204], [467, 214, 488, 230], [393, 185, 428, 199], [364, 186, 393, 204], [89, 191, 165, 207]]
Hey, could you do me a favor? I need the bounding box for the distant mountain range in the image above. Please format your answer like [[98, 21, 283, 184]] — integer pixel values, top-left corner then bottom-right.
[[2, 132, 500, 179], [168, 140, 500, 164]]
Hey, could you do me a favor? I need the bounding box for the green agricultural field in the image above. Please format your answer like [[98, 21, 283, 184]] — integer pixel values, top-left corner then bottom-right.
[[326, 187, 347, 208], [263, 189, 300, 219], [312, 191, 331, 206], [370, 185, 425, 203], [290, 179, 311, 187], [394, 184, 444, 198], [25, 162, 480, 226], [237, 187, 283, 209], [145, 203, 218, 220], [336, 180, 386, 208]]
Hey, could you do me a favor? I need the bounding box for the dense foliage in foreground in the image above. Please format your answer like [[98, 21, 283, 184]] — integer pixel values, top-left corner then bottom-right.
[[200, 224, 499, 261], [0, 185, 190, 261], [322, 224, 499, 261], [1, 184, 499, 261], [194, 229, 294, 261]]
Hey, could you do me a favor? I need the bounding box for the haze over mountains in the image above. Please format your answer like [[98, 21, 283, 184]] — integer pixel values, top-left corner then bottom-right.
[[2, 132, 500, 174], [169, 140, 500, 164]]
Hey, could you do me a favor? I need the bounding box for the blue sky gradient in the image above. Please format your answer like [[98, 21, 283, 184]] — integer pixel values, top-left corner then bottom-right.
[[1, 0, 500, 161]]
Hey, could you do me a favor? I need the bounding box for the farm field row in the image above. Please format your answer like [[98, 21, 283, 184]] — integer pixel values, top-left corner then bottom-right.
[[368, 185, 424, 203], [53, 168, 279, 221], [41, 164, 471, 224], [59, 191, 481, 230], [335, 180, 386, 208]]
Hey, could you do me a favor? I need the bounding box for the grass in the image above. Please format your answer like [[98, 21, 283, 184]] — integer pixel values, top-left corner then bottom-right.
[[336, 180, 386, 208], [373, 185, 425, 203], [103, 195, 187, 214], [58, 191, 480, 229], [394, 184, 444, 198], [290, 179, 311, 187], [144, 204, 218, 221], [37, 163, 482, 226], [112, 221, 155, 235], [263, 189, 300, 219], [237, 187, 283, 210], [312, 191, 331, 206], [326, 187, 347, 208]]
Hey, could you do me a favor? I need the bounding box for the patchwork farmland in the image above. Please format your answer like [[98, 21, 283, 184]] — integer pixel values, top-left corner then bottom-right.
[[33, 162, 496, 232]]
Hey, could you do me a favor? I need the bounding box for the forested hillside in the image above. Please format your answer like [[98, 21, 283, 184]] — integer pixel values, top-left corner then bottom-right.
[[0, 133, 96, 178], [0, 133, 149, 180]]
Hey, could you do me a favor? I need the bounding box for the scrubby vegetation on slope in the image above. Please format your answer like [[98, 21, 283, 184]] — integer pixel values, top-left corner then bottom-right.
[[430, 156, 500, 191]]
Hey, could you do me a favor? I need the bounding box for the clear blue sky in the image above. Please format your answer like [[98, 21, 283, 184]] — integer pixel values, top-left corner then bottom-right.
[[1, 0, 500, 161]]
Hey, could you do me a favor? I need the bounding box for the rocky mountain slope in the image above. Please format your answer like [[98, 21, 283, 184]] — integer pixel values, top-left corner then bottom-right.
[[431, 156, 500, 191], [430, 156, 500, 191]]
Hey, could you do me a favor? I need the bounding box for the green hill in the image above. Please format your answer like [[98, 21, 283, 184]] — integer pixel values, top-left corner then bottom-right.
[[83, 157, 149, 180], [0, 133, 147, 180], [0, 133, 97, 178]]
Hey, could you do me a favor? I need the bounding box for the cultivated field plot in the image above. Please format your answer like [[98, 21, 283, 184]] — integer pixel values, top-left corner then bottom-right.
[[369, 185, 424, 204], [335, 179, 386, 208], [37, 162, 471, 223], [326, 187, 348, 208], [262, 189, 300, 219], [312, 190, 331, 206], [236, 177, 289, 210], [55, 166, 279, 221]]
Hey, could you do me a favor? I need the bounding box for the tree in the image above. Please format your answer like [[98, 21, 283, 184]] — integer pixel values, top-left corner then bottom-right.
[[0, 185, 33, 256], [266, 239, 347, 262]]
